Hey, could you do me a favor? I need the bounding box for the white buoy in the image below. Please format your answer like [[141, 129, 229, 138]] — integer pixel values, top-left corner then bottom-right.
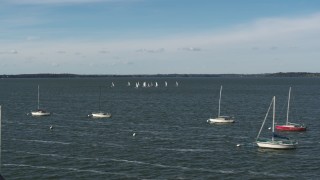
[[268, 127, 272, 130], [132, 133, 136, 137], [236, 144, 241, 147]]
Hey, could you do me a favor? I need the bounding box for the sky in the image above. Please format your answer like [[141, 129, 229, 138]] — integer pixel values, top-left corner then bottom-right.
[[1, 0, 320, 75]]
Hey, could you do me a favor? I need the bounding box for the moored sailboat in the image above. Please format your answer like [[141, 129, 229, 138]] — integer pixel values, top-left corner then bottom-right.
[[256, 96, 297, 149], [89, 87, 111, 118], [207, 86, 235, 123], [276, 87, 306, 131], [31, 85, 51, 116]]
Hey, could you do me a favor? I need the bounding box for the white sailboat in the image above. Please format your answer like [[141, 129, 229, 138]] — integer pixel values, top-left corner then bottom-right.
[[155, 82, 158, 87], [165, 81, 168, 87], [256, 96, 297, 149], [31, 85, 51, 116], [127, 82, 131, 86], [176, 81, 179, 87], [207, 86, 234, 123], [89, 87, 111, 118], [111, 82, 115, 88]]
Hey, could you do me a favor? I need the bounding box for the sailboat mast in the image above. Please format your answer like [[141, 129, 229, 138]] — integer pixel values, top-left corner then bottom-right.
[[286, 87, 291, 125], [37, 85, 40, 110], [272, 96, 275, 141], [256, 97, 273, 140], [98, 87, 101, 111], [218, 86, 222, 117]]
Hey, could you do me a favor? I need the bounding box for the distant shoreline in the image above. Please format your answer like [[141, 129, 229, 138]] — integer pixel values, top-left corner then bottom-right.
[[1, 72, 320, 78]]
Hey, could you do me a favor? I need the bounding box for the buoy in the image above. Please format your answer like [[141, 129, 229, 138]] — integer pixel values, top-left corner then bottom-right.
[[132, 133, 136, 137], [236, 144, 241, 147], [268, 127, 271, 130]]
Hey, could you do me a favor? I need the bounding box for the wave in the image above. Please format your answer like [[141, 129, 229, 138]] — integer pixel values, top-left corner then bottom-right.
[[159, 148, 215, 152], [3, 163, 129, 176], [248, 170, 293, 178], [6, 150, 237, 175], [10, 138, 71, 145]]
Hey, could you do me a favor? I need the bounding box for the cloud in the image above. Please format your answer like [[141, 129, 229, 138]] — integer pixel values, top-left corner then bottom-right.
[[56, 50, 66, 54], [0, 49, 18, 54], [10, 49, 18, 54], [180, 47, 202, 52], [99, 50, 109, 54], [270, 46, 278, 50], [26, 36, 40, 41], [2, 12, 320, 74], [136, 48, 165, 53]]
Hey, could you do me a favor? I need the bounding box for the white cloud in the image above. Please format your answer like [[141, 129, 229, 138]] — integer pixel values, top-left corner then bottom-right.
[[180, 47, 202, 52], [136, 48, 165, 53], [0, 49, 18, 54]]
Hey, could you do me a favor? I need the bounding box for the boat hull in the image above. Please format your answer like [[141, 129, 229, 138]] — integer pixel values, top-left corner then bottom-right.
[[207, 117, 235, 123], [31, 111, 51, 116], [275, 125, 306, 131], [256, 140, 297, 149], [90, 112, 112, 118]]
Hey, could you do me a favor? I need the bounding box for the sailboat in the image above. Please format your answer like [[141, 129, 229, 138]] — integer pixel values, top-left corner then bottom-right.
[[111, 82, 115, 88], [165, 81, 167, 87], [31, 85, 51, 116], [127, 82, 131, 86], [276, 87, 306, 131], [176, 81, 179, 87], [89, 87, 111, 118], [207, 86, 235, 123], [256, 96, 297, 149]]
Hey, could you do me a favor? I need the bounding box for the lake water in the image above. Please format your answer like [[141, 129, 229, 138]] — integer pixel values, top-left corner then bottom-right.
[[0, 77, 319, 179]]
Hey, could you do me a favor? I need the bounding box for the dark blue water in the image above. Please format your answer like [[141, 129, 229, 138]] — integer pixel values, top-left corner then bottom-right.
[[0, 77, 319, 179]]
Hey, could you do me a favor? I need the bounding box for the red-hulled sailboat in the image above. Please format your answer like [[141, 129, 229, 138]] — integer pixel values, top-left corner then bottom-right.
[[275, 87, 306, 131]]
